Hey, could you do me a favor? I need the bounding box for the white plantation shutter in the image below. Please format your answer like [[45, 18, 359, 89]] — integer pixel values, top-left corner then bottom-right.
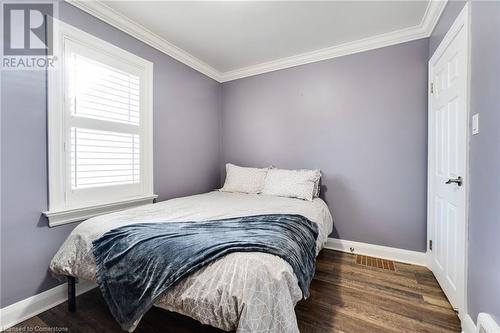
[[45, 22, 154, 225], [70, 128, 140, 189], [69, 54, 142, 190], [72, 55, 141, 126]]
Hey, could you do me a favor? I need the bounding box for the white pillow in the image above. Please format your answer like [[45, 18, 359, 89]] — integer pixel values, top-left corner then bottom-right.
[[220, 163, 268, 194], [262, 168, 321, 201], [313, 171, 322, 197]]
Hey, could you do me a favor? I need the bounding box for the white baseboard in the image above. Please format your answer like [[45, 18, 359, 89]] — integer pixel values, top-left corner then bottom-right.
[[324, 237, 428, 267], [0, 280, 96, 330], [460, 312, 476, 333]]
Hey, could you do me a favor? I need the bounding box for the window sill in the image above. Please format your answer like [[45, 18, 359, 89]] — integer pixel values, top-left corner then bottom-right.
[[43, 194, 158, 227]]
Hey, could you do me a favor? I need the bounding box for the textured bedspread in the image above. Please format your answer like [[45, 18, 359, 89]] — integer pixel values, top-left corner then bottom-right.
[[93, 215, 318, 331], [50, 192, 333, 332]]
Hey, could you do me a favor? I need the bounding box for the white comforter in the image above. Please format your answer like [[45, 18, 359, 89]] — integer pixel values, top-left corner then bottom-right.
[[50, 191, 333, 332]]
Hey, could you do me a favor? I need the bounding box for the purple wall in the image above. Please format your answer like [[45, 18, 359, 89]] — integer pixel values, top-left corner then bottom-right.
[[0, 2, 221, 308], [221, 39, 429, 252], [430, 0, 500, 323], [468, 1, 500, 323], [3, 1, 498, 323]]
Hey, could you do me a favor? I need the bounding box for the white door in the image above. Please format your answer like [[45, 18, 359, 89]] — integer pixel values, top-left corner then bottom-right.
[[428, 4, 469, 313]]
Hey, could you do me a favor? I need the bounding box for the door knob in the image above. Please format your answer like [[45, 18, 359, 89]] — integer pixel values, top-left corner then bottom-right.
[[445, 176, 463, 186]]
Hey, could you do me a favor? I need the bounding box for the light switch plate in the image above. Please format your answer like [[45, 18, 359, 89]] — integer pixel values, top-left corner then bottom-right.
[[472, 113, 479, 135]]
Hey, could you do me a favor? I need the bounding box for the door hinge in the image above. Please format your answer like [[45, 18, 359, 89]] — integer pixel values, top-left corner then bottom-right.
[[429, 239, 433, 251], [430, 82, 434, 94]]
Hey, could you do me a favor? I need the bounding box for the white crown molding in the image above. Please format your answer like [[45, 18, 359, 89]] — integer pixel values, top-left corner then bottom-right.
[[324, 237, 429, 267], [221, 25, 428, 82], [221, 0, 448, 82], [421, 0, 449, 34], [65, 0, 224, 82], [65, 0, 447, 83], [0, 280, 96, 331]]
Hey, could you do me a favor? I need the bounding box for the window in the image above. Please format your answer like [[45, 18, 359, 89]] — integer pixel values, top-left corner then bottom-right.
[[44, 22, 156, 226]]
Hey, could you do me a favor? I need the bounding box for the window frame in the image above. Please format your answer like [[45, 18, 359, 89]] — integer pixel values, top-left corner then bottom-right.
[[44, 22, 156, 227]]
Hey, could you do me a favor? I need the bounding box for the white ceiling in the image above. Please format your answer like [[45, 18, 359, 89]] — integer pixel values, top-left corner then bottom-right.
[[71, 1, 445, 81]]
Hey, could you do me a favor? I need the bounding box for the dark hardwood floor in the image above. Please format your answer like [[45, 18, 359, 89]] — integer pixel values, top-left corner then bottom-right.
[[4, 250, 461, 333]]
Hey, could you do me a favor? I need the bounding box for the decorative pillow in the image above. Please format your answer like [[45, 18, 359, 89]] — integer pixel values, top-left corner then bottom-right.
[[313, 170, 322, 197], [220, 163, 268, 194], [262, 168, 321, 201]]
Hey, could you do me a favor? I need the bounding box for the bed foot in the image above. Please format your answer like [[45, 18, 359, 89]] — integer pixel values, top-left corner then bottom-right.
[[67, 276, 77, 312]]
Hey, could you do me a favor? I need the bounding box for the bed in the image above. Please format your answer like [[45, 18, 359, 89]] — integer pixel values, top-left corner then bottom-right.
[[50, 191, 333, 332]]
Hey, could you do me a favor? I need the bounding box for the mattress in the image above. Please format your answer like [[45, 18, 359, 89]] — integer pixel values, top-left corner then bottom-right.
[[50, 191, 333, 332]]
